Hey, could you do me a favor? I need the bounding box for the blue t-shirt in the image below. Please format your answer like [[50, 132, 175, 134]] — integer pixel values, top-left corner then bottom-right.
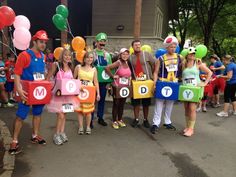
[[224, 62, 236, 84], [0, 61, 6, 83], [214, 61, 223, 75]]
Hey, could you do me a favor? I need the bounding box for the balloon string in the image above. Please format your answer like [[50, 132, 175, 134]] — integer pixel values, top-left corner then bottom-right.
[[0, 41, 17, 57], [8, 27, 17, 56], [1, 29, 8, 42], [1, 29, 17, 57], [66, 19, 74, 38]]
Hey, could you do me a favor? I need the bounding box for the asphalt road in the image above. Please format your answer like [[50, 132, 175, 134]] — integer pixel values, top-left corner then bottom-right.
[[1, 101, 236, 177]]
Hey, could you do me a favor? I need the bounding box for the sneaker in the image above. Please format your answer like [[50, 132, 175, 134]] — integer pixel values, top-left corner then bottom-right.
[[112, 121, 119, 129], [9, 142, 22, 155], [117, 120, 126, 127], [53, 134, 63, 145], [216, 111, 228, 117], [196, 107, 201, 112], [9, 98, 16, 103], [163, 124, 176, 131], [213, 103, 221, 108], [98, 119, 107, 126], [31, 135, 46, 145], [150, 125, 158, 134], [3, 102, 14, 108], [131, 119, 139, 128], [78, 127, 84, 135], [60, 133, 68, 143], [202, 107, 207, 112], [143, 119, 150, 128], [86, 127, 91, 135], [233, 111, 236, 115]]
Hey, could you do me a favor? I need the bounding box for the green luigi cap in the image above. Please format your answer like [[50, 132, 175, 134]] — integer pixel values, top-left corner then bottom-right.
[[96, 32, 107, 41]]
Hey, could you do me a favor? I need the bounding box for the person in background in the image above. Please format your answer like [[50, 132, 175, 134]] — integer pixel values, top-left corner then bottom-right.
[[105, 48, 131, 129], [4, 53, 16, 103], [197, 63, 214, 112], [209, 54, 225, 107], [216, 55, 236, 117], [0, 54, 14, 107]]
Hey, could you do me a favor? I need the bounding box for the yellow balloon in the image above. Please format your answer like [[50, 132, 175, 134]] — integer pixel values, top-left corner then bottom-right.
[[129, 46, 134, 54], [141, 45, 152, 53]]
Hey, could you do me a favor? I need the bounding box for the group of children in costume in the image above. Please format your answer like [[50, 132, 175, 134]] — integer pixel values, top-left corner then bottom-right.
[[7, 30, 235, 155]]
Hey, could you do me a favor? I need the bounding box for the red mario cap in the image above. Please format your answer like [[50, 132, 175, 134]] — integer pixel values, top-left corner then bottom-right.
[[32, 30, 49, 41]]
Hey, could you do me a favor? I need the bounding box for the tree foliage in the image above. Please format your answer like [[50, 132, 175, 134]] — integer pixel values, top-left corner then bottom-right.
[[169, 0, 236, 57]]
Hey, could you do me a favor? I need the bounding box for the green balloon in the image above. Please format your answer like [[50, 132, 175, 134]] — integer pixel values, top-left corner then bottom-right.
[[56, 5, 69, 18], [195, 44, 207, 59], [52, 14, 67, 31], [180, 49, 189, 57]]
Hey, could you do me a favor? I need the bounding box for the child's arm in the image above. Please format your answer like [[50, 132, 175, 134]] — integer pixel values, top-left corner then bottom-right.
[[46, 62, 57, 80], [93, 68, 100, 101]]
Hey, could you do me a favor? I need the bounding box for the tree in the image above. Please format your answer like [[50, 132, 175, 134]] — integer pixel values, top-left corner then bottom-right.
[[193, 0, 228, 47], [168, 0, 195, 49], [211, 0, 236, 56]]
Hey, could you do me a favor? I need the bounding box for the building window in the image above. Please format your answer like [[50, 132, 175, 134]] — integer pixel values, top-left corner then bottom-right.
[[153, 5, 163, 37]]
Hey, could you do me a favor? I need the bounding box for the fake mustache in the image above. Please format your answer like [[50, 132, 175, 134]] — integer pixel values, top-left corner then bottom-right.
[[100, 44, 106, 47]]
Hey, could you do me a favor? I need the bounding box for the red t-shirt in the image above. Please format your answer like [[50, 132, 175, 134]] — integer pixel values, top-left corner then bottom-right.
[[14, 50, 45, 76], [5, 60, 15, 82]]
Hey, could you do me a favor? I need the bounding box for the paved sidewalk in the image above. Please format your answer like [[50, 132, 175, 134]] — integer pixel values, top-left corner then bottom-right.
[[0, 101, 236, 177]]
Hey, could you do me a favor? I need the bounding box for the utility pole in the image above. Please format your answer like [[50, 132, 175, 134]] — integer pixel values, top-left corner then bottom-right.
[[61, 0, 68, 46], [133, 0, 142, 39]]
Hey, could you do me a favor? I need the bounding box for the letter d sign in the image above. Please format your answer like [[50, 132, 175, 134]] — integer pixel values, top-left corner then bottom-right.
[[139, 85, 148, 95]]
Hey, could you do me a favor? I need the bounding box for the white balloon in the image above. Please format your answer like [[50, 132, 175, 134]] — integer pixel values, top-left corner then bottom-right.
[[13, 15, 31, 30]]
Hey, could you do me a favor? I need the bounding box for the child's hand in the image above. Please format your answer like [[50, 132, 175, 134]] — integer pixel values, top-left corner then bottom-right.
[[113, 75, 119, 79], [96, 94, 100, 101]]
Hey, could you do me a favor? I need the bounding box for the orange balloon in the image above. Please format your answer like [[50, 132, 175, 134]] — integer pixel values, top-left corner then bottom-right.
[[72, 36, 86, 51], [53, 47, 63, 60], [76, 50, 86, 63]]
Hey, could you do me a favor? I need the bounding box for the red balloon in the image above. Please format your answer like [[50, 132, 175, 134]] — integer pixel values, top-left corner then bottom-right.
[[0, 6, 16, 26]]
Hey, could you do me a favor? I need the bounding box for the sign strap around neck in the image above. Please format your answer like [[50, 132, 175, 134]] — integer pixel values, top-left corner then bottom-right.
[[142, 51, 150, 80], [56, 62, 63, 80]]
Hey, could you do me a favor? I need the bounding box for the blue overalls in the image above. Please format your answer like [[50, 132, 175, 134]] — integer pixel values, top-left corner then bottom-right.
[[92, 52, 108, 120], [16, 49, 46, 120]]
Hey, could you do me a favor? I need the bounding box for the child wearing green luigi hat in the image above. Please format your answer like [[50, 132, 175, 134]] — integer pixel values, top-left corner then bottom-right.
[[91, 32, 112, 127]]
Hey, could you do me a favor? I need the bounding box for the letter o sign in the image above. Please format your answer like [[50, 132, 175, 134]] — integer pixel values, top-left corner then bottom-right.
[[66, 80, 76, 93], [139, 85, 148, 95], [183, 89, 194, 100], [79, 89, 89, 100], [102, 70, 110, 80], [119, 87, 130, 98], [161, 86, 173, 97], [33, 86, 47, 100]]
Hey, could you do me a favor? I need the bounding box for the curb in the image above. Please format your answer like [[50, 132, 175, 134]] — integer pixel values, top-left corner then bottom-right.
[[0, 119, 15, 177]]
